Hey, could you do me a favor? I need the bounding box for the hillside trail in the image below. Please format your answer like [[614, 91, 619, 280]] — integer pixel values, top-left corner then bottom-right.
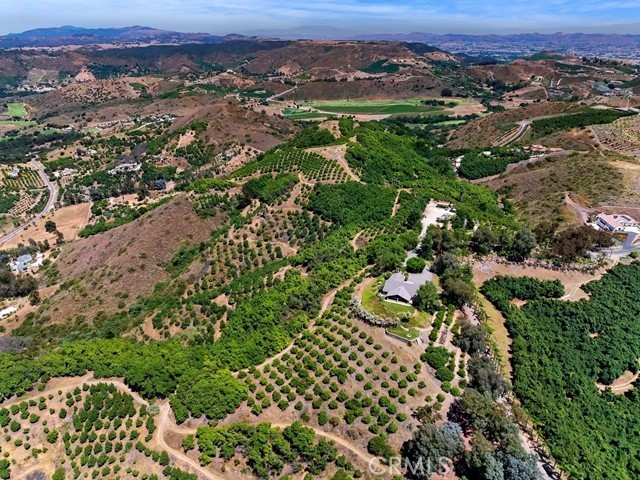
[[4, 375, 372, 480], [391, 188, 411, 216], [155, 402, 226, 480], [159, 403, 376, 465]]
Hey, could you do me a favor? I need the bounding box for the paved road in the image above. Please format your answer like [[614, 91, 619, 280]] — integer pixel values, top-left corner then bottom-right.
[[267, 85, 298, 103], [0, 159, 58, 246], [596, 232, 640, 260], [497, 121, 531, 147]]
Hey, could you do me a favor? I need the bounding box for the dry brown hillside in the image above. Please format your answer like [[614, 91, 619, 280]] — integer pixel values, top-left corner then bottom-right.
[[447, 102, 583, 149], [35, 195, 223, 324], [484, 150, 639, 224], [244, 41, 412, 74], [170, 99, 297, 152]]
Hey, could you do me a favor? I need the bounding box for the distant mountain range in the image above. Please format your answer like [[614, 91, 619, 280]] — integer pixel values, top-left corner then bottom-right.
[[2, 25, 640, 60], [252, 27, 640, 60], [0, 26, 248, 48]]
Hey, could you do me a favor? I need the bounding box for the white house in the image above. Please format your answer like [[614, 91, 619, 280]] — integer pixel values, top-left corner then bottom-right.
[[595, 213, 639, 233], [0, 306, 17, 320]]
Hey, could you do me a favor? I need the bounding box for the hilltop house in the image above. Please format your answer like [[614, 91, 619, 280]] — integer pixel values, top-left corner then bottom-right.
[[595, 213, 639, 233], [381, 269, 433, 304]]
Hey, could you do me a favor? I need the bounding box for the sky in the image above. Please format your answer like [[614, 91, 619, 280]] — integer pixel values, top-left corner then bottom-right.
[[2, 0, 640, 35]]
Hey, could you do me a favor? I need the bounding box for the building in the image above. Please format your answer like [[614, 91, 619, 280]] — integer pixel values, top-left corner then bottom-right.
[[0, 306, 17, 320], [53, 168, 77, 179], [108, 162, 141, 175], [9, 253, 43, 274], [7, 168, 20, 179], [381, 269, 433, 304], [595, 213, 639, 232], [10, 254, 33, 273]]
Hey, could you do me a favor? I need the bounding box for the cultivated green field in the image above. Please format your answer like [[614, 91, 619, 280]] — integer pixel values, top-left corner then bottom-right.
[[306, 100, 443, 115], [0, 120, 36, 127], [302, 98, 470, 116], [282, 108, 328, 120], [7, 102, 26, 119]]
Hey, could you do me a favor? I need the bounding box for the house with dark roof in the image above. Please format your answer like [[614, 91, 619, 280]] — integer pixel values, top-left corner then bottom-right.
[[381, 268, 433, 304]]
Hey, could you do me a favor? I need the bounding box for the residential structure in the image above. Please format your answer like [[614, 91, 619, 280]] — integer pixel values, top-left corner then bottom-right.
[[0, 306, 17, 320], [9, 254, 43, 273], [381, 269, 433, 304], [108, 162, 142, 175], [595, 213, 639, 232]]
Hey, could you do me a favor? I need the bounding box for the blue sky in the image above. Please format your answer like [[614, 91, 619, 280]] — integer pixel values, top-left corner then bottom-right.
[[2, 0, 640, 35]]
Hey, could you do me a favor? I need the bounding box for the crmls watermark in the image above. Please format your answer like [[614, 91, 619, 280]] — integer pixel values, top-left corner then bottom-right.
[[368, 456, 451, 477]]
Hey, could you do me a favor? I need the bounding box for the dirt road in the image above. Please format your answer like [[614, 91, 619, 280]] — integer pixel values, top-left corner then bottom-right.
[[6, 371, 377, 480]]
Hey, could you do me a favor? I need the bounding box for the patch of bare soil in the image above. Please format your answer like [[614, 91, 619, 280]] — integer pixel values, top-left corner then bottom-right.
[[0, 203, 91, 250], [596, 369, 639, 394], [473, 261, 602, 302], [318, 120, 341, 137]]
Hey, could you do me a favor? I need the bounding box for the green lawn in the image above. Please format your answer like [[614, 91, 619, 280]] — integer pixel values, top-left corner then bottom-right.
[[286, 112, 328, 120], [362, 278, 415, 319], [434, 119, 467, 126], [7, 103, 26, 119], [0, 120, 36, 127], [306, 100, 444, 116], [302, 97, 476, 116], [387, 325, 420, 342]]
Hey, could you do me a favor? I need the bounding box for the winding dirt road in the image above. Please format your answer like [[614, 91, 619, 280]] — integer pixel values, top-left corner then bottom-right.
[[4, 372, 376, 480], [7, 273, 374, 480]]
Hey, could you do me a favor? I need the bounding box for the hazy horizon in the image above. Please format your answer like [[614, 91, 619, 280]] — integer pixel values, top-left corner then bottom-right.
[[2, 0, 640, 36]]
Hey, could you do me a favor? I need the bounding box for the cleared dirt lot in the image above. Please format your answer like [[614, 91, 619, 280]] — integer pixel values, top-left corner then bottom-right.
[[0, 203, 91, 250], [473, 260, 603, 301]]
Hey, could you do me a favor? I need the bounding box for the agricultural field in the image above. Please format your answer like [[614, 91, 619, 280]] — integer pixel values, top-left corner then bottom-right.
[[481, 265, 640, 480], [282, 108, 328, 120], [592, 114, 640, 157], [302, 99, 456, 116], [6, 103, 26, 119], [232, 148, 352, 184], [0, 382, 174, 479], [206, 279, 466, 463], [0, 166, 46, 220]]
